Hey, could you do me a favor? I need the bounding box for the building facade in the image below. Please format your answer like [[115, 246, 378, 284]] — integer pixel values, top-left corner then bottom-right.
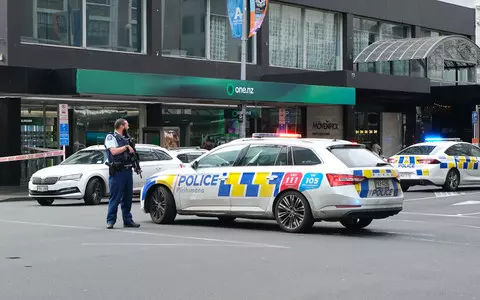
[[0, 0, 477, 185]]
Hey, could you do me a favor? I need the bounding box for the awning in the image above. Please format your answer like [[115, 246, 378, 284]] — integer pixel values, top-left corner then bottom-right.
[[354, 35, 480, 68]]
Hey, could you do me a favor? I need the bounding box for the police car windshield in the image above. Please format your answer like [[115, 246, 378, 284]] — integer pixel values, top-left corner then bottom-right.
[[397, 145, 436, 156], [62, 150, 107, 165]]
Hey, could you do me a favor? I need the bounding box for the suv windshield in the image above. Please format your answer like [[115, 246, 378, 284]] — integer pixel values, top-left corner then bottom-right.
[[397, 145, 436, 156], [62, 150, 106, 165], [330, 146, 386, 168]]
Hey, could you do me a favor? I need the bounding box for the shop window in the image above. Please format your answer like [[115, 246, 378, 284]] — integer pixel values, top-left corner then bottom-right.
[[86, 0, 144, 52], [162, 0, 207, 58], [269, 3, 342, 70], [21, 0, 84, 46], [197, 145, 245, 168], [20, 0, 146, 53], [209, 0, 255, 62], [353, 17, 410, 75], [238, 145, 284, 167], [162, 0, 255, 62], [292, 147, 321, 166]]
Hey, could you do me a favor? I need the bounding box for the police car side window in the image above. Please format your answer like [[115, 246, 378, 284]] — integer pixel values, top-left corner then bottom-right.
[[465, 144, 480, 157], [445, 145, 469, 156], [292, 147, 321, 166], [177, 154, 188, 163], [137, 149, 158, 162], [197, 145, 245, 168], [238, 145, 284, 167], [154, 150, 173, 161]]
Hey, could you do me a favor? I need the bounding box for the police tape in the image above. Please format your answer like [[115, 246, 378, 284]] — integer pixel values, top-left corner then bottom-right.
[[0, 149, 64, 163]]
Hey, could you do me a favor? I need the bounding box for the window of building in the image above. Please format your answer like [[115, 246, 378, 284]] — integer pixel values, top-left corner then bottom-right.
[[354, 17, 410, 75], [20, 0, 146, 53], [269, 3, 342, 70], [161, 0, 256, 62]]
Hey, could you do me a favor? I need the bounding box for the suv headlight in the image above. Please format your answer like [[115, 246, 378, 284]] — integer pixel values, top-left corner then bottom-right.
[[59, 174, 83, 181]]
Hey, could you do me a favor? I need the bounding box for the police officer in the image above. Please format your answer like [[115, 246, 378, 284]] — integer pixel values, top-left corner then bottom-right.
[[104, 119, 140, 229]]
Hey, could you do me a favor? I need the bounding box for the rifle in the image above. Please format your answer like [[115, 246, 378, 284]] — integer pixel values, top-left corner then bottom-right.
[[123, 130, 143, 178]]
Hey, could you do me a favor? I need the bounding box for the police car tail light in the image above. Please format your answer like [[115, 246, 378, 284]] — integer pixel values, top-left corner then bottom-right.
[[387, 157, 397, 163], [327, 174, 365, 187], [417, 158, 440, 165]]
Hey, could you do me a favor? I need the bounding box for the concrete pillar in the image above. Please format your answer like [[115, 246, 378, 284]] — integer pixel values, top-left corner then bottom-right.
[[0, 98, 21, 186]]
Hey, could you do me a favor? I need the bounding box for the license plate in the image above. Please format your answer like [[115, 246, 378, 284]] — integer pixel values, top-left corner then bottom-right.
[[37, 185, 48, 192], [374, 179, 389, 189], [399, 172, 413, 178]]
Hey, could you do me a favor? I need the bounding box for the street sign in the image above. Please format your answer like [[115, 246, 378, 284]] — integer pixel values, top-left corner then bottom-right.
[[473, 111, 479, 124], [59, 104, 69, 147]]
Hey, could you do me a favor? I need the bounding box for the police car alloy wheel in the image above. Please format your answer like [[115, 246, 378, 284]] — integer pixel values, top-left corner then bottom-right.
[[443, 169, 460, 192], [149, 186, 177, 224], [274, 191, 314, 233], [36, 198, 54, 206], [340, 218, 373, 230]]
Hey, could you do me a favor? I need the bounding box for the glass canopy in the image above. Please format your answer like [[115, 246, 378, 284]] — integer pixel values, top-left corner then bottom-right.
[[354, 35, 480, 69]]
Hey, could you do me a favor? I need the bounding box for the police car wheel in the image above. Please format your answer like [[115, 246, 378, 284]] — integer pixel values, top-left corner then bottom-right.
[[84, 178, 104, 205], [36, 198, 54, 206], [340, 218, 373, 230], [274, 191, 313, 233], [149, 186, 177, 224], [443, 169, 460, 192]]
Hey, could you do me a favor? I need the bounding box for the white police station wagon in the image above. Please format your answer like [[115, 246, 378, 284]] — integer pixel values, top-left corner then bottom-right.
[[140, 134, 404, 233]]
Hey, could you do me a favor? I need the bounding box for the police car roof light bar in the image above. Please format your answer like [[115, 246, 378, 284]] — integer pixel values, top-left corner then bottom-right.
[[425, 137, 462, 142], [252, 133, 302, 138]]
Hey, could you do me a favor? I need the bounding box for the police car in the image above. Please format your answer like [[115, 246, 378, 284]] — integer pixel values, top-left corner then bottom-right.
[[140, 133, 404, 233], [388, 138, 480, 192]]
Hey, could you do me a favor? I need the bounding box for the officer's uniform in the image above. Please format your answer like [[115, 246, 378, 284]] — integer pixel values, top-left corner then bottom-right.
[[104, 132, 134, 226]]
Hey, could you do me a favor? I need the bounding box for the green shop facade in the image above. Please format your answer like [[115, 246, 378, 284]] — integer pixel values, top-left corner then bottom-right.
[[0, 68, 355, 185]]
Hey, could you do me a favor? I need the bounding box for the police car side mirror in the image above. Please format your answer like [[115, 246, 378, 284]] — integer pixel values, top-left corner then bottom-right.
[[191, 161, 199, 170]]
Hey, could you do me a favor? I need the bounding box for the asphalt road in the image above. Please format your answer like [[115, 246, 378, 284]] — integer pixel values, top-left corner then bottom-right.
[[1, 188, 480, 300]]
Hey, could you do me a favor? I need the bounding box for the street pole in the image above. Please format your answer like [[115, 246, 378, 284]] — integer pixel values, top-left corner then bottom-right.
[[239, 0, 248, 138]]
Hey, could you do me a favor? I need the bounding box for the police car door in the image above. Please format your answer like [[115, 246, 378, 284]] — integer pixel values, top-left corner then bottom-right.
[[229, 144, 290, 214], [178, 144, 247, 211], [463, 144, 480, 182]]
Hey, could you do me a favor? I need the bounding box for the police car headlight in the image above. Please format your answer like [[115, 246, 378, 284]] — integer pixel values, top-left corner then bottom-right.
[[59, 174, 83, 181]]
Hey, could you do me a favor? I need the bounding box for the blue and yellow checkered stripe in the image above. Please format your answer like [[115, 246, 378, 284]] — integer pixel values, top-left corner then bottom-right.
[[439, 156, 479, 170], [398, 156, 419, 165], [353, 169, 398, 178], [416, 169, 430, 176], [353, 169, 400, 198], [218, 172, 285, 198]]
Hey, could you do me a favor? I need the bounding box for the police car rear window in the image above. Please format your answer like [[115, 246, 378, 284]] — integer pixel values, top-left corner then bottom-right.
[[397, 146, 436, 156], [330, 148, 385, 168]]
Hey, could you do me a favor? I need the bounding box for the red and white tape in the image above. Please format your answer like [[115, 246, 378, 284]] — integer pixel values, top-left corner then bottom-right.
[[0, 149, 64, 163]]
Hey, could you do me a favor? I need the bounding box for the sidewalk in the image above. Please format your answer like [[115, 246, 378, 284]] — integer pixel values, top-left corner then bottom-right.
[[0, 185, 30, 202]]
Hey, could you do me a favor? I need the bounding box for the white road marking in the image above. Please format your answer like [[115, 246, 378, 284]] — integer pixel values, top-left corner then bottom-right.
[[400, 212, 480, 219], [405, 191, 480, 202], [0, 219, 289, 249], [457, 212, 480, 216], [81, 242, 280, 248], [453, 200, 480, 206], [435, 192, 466, 198]]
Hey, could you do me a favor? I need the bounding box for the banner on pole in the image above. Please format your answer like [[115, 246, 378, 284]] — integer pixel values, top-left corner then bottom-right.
[[249, 0, 268, 37], [227, 0, 244, 39]]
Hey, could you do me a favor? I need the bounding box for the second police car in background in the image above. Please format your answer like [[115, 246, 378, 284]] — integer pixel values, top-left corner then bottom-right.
[[388, 138, 480, 191], [140, 133, 404, 233]]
